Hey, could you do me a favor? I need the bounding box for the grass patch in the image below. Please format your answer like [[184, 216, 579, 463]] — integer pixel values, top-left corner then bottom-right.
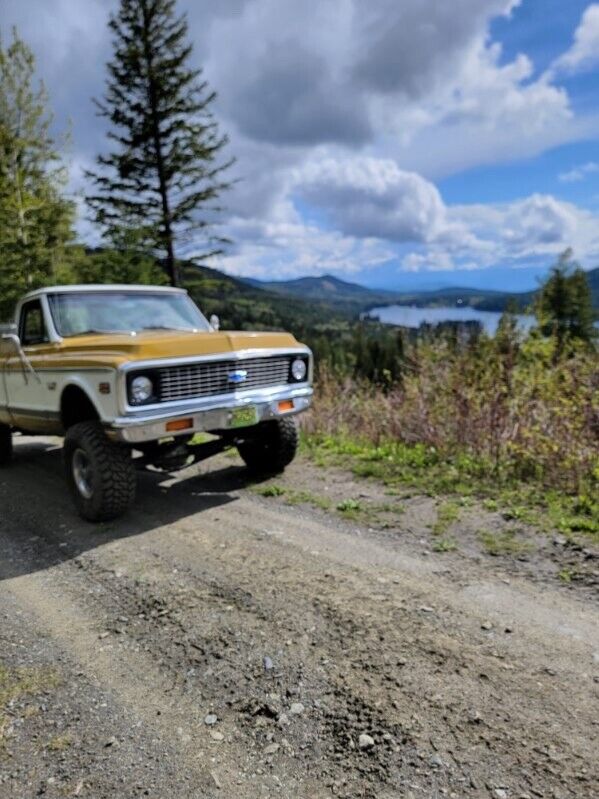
[[478, 529, 533, 557], [501, 506, 529, 522], [336, 498, 362, 515], [373, 501, 404, 515], [284, 489, 333, 511], [250, 482, 333, 510], [253, 484, 286, 498], [432, 501, 460, 535], [433, 537, 458, 553], [0, 662, 60, 746], [558, 568, 576, 583], [47, 734, 72, 751], [302, 434, 599, 543], [300, 492, 333, 511]]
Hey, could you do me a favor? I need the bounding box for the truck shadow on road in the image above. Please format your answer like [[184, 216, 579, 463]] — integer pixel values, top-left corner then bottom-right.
[[0, 438, 267, 582]]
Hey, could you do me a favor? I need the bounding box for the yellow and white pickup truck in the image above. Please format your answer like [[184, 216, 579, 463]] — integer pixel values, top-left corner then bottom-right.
[[0, 285, 313, 521]]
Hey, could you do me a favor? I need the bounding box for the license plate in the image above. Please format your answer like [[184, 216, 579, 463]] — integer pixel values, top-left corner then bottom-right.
[[230, 406, 258, 428]]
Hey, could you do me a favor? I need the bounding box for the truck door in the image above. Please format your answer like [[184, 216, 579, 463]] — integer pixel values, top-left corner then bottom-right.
[[5, 299, 53, 432]]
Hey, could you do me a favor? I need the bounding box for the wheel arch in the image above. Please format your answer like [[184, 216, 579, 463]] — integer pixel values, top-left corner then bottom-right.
[[60, 383, 101, 431]]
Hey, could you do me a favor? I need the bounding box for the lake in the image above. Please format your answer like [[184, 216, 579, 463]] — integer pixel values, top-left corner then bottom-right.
[[367, 305, 537, 335]]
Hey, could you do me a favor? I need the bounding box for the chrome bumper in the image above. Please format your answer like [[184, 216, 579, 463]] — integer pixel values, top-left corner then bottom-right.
[[107, 385, 313, 444]]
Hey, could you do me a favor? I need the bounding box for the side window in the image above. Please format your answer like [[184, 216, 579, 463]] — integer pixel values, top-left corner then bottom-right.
[[20, 301, 49, 346]]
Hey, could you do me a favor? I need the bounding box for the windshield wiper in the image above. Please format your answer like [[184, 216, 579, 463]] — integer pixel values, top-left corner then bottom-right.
[[67, 326, 195, 336], [70, 329, 130, 336], [140, 325, 194, 332]]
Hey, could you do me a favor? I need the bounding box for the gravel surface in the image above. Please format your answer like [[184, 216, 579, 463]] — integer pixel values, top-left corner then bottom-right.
[[0, 436, 597, 798]]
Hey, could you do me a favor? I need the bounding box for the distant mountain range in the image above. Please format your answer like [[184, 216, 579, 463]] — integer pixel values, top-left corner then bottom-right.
[[247, 268, 599, 313], [245, 274, 399, 307]]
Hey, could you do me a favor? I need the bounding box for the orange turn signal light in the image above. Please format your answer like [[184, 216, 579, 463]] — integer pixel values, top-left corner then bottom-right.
[[278, 400, 294, 412], [166, 418, 193, 432]]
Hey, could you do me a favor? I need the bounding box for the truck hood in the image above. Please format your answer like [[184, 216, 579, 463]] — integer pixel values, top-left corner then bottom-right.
[[54, 329, 304, 367]]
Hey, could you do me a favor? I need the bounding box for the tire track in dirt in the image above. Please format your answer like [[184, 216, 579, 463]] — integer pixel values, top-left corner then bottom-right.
[[0, 539, 328, 798], [95, 498, 599, 796], [1, 439, 598, 798]]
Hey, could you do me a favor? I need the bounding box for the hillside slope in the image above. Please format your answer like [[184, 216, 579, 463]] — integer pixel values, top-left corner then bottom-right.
[[251, 267, 599, 312], [249, 274, 398, 306], [181, 263, 353, 334]]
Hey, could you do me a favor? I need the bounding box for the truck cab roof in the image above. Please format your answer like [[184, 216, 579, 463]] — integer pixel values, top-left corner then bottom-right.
[[21, 285, 187, 302]]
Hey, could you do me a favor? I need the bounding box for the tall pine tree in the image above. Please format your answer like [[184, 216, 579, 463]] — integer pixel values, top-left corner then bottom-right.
[[0, 28, 74, 321], [87, 0, 233, 287]]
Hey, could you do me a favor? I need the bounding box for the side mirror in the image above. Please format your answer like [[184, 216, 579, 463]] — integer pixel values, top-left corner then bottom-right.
[[0, 333, 41, 383], [209, 314, 220, 331], [0, 332, 22, 356]]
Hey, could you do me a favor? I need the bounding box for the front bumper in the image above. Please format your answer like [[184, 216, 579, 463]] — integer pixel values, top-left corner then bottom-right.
[[107, 384, 313, 444]]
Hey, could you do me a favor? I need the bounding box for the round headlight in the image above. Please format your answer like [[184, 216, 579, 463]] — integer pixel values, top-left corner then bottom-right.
[[131, 375, 153, 403], [291, 358, 307, 382]]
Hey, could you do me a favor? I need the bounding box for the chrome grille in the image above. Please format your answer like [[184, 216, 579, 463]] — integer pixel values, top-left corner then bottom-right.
[[157, 356, 292, 402]]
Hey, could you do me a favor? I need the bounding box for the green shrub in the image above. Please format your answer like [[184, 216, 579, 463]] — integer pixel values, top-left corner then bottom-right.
[[301, 336, 598, 498]]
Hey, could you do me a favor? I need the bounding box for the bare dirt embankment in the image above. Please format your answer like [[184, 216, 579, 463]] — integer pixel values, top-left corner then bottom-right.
[[0, 436, 597, 799]]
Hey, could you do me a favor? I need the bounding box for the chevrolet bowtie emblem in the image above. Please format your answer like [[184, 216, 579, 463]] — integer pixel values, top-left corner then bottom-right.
[[228, 369, 248, 384]]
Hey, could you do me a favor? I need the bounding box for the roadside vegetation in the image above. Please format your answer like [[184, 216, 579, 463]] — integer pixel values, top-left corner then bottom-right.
[[300, 277, 598, 542]]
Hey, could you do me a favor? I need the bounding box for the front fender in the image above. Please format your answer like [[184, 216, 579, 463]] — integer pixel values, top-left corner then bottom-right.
[[59, 371, 119, 425]]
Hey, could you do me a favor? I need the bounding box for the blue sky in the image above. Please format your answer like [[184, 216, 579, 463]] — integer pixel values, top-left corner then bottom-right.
[[3, 0, 599, 291], [491, 0, 586, 70], [442, 0, 599, 206]]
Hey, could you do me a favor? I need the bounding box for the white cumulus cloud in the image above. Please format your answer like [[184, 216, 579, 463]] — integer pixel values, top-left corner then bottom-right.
[[295, 157, 460, 244], [550, 4, 599, 76], [559, 161, 599, 182]]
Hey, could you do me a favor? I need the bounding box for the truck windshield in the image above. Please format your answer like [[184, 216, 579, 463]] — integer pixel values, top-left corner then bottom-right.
[[47, 291, 211, 337]]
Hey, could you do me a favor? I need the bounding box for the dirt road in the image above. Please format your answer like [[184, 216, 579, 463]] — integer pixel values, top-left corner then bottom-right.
[[1, 436, 597, 798]]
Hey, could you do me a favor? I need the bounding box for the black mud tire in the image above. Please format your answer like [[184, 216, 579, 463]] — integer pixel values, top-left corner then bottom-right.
[[237, 417, 299, 475], [0, 424, 12, 466], [64, 422, 136, 522]]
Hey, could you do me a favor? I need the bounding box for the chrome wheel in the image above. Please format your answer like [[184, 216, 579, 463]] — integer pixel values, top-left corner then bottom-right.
[[72, 448, 94, 499]]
